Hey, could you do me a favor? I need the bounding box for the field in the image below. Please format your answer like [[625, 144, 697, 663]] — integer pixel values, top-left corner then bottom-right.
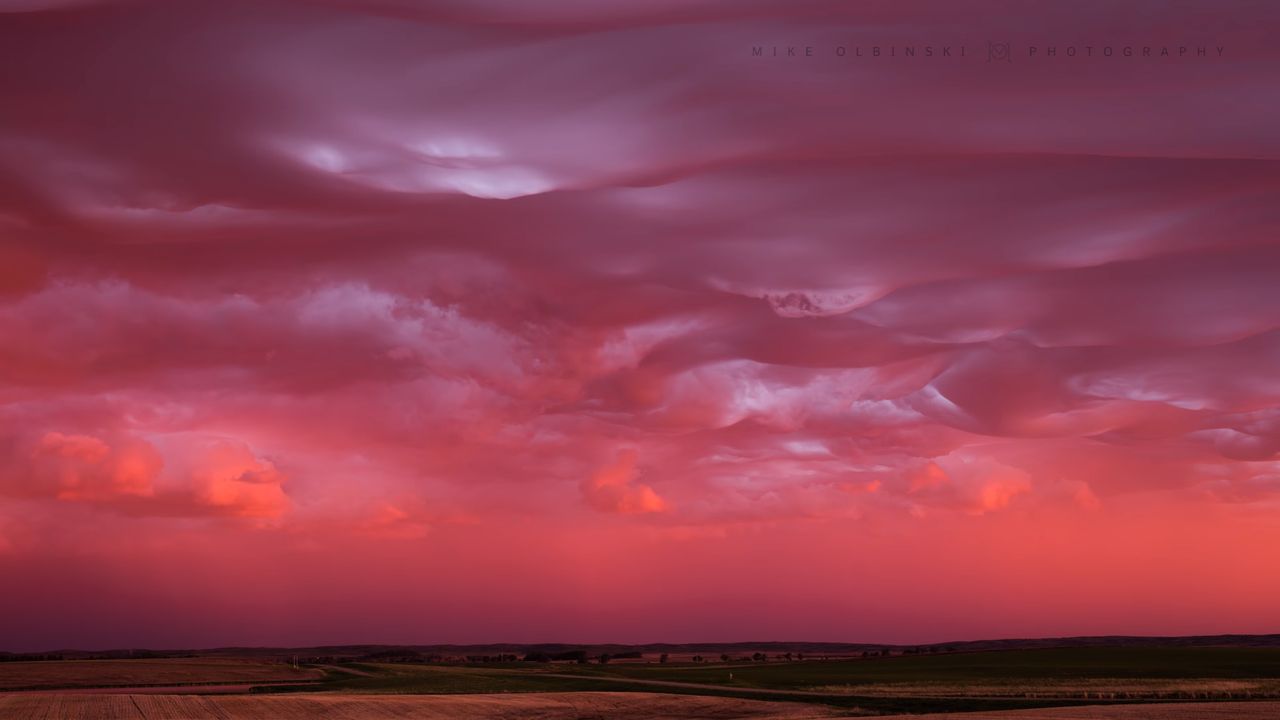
[[1, 646, 1279, 718], [1, 694, 1278, 719], [268, 647, 1280, 710], [0, 658, 321, 691], [0, 691, 840, 719], [567, 647, 1280, 699], [913, 703, 1280, 719]]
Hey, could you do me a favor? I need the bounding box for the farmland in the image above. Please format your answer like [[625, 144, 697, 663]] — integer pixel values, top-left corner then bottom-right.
[[1, 693, 1278, 719], [273, 646, 1280, 707], [568, 647, 1280, 699], [0, 657, 321, 691], [0, 691, 840, 719], [912, 703, 1280, 719], [2, 645, 1279, 718]]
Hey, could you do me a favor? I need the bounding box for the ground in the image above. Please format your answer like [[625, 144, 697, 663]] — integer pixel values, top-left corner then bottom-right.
[[1, 647, 1278, 718], [0, 691, 841, 719], [1, 693, 1278, 719], [0, 658, 321, 691]]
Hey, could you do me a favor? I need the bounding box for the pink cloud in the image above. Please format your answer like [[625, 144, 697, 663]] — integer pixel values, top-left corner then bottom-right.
[[26, 432, 160, 501], [4, 430, 289, 520], [0, 0, 1277, 649], [358, 503, 431, 540], [180, 438, 289, 519], [582, 449, 667, 514]]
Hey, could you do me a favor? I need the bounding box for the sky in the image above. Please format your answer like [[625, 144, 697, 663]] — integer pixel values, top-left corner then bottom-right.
[[0, 0, 1278, 652]]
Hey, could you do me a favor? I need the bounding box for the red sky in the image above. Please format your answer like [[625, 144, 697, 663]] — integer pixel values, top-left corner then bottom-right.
[[1, 0, 1278, 651]]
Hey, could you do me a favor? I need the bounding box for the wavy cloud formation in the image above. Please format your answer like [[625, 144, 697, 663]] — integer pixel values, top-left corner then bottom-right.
[[0, 0, 1277, 649]]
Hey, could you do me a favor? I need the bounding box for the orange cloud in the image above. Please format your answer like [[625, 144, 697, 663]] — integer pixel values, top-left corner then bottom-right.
[[188, 439, 289, 519], [840, 479, 881, 494], [901, 455, 1032, 516], [1070, 481, 1102, 511], [31, 432, 160, 501], [909, 461, 949, 494], [582, 449, 667, 514], [12, 431, 292, 520], [976, 474, 1032, 514], [359, 503, 431, 539]]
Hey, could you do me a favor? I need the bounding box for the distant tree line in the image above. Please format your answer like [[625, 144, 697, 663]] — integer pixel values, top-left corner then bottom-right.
[[860, 646, 957, 658], [293, 655, 341, 664], [0, 653, 66, 662], [522, 649, 588, 663], [0, 651, 201, 662], [521, 649, 646, 664], [355, 649, 521, 664]]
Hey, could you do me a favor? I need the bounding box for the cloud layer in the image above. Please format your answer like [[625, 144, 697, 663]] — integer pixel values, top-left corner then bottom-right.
[[1, 0, 1278, 649]]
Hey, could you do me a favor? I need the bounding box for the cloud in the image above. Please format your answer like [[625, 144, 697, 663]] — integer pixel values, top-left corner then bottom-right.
[[179, 438, 289, 519], [1069, 481, 1102, 511], [358, 503, 431, 539], [27, 432, 160, 501], [0, 0, 1274, 532], [0, 0, 1277, 647], [582, 449, 667, 514], [3, 430, 289, 519], [899, 454, 1031, 515]]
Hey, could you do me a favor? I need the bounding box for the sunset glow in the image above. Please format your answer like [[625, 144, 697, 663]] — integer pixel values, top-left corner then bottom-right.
[[1, 0, 1278, 651]]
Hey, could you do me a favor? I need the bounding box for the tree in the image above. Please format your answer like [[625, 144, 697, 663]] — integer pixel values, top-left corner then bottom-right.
[[598, 653, 612, 664], [720, 653, 730, 662], [659, 653, 669, 664]]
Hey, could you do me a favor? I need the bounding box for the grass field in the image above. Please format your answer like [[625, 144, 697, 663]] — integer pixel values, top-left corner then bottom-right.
[[564, 647, 1280, 699], [2, 646, 1279, 717], [229, 646, 1280, 715], [0, 691, 841, 719], [576, 647, 1280, 684], [912, 702, 1280, 719], [1, 693, 1278, 719], [0, 658, 321, 691], [263, 662, 1040, 713]]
